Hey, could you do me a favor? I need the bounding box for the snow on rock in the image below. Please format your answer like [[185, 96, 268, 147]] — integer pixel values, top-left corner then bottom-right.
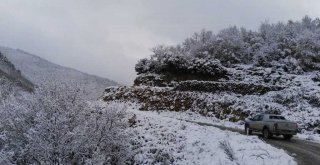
[[126, 105, 296, 165]]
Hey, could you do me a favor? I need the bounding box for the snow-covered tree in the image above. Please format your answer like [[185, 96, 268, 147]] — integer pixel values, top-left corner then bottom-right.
[[136, 16, 320, 75], [0, 85, 128, 165]]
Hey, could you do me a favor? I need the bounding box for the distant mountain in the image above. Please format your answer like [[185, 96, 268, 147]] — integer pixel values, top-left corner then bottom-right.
[[0, 47, 117, 100], [0, 51, 34, 99]]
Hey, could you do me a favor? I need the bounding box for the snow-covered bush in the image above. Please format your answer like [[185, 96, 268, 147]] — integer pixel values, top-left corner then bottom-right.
[[0, 77, 14, 100], [0, 75, 30, 100], [219, 140, 236, 162], [136, 16, 320, 75], [134, 73, 171, 87], [135, 48, 227, 80], [0, 86, 128, 165]]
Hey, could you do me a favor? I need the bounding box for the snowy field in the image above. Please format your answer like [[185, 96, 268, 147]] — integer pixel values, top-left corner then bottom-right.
[[123, 104, 296, 165]]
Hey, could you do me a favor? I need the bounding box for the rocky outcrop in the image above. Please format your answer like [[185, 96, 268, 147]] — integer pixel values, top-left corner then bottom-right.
[[103, 86, 250, 122], [174, 81, 284, 95], [103, 64, 320, 132]]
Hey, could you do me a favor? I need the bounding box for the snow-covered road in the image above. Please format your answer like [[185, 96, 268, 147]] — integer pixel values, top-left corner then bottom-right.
[[125, 107, 296, 165]]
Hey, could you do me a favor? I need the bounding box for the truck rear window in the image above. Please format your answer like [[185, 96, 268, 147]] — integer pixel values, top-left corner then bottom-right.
[[269, 116, 286, 120]]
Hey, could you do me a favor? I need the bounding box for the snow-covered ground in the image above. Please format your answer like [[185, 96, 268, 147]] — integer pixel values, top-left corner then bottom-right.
[[156, 110, 320, 144], [124, 104, 296, 165], [295, 132, 320, 143]]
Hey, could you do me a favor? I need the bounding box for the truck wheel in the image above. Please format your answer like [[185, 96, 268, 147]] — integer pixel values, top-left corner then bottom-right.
[[283, 135, 293, 140], [263, 128, 271, 139], [245, 125, 252, 135]]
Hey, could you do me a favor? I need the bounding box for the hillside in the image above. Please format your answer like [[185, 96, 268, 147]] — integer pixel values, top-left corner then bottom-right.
[[103, 16, 320, 137], [0, 51, 34, 99], [0, 47, 117, 100]]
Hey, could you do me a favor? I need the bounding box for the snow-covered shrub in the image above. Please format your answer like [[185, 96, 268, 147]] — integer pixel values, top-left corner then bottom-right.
[[219, 140, 236, 162], [0, 75, 31, 100], [136, 52, 227, 84], [0, 86, 128, 165], [279, 57, 303, 74], [134, 73, 171, 87], [272, 87, 303, 106], [0, 77, 14, 100], [135, 58, 157, 75], [308, 92, 320, 107], [136, 16, 320, 76], [135, 50, 227, 81], [312, 72, 320, 82]]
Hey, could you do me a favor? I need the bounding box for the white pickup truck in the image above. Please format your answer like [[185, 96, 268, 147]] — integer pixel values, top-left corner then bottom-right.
[[244, 114, 298, 140]]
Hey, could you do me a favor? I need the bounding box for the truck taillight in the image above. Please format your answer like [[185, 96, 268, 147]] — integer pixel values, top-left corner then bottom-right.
[[274, 123, 278, 130]]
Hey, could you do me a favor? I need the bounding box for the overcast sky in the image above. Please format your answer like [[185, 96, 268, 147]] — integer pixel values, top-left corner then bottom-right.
[[1, 0, 320, 84]]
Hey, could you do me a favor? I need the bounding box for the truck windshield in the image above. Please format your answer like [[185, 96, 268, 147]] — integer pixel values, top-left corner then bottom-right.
[[269, 116, 286, 120]]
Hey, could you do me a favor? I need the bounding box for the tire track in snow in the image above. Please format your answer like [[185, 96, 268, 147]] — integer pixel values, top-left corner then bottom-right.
[[182, 119, 320, 165]]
